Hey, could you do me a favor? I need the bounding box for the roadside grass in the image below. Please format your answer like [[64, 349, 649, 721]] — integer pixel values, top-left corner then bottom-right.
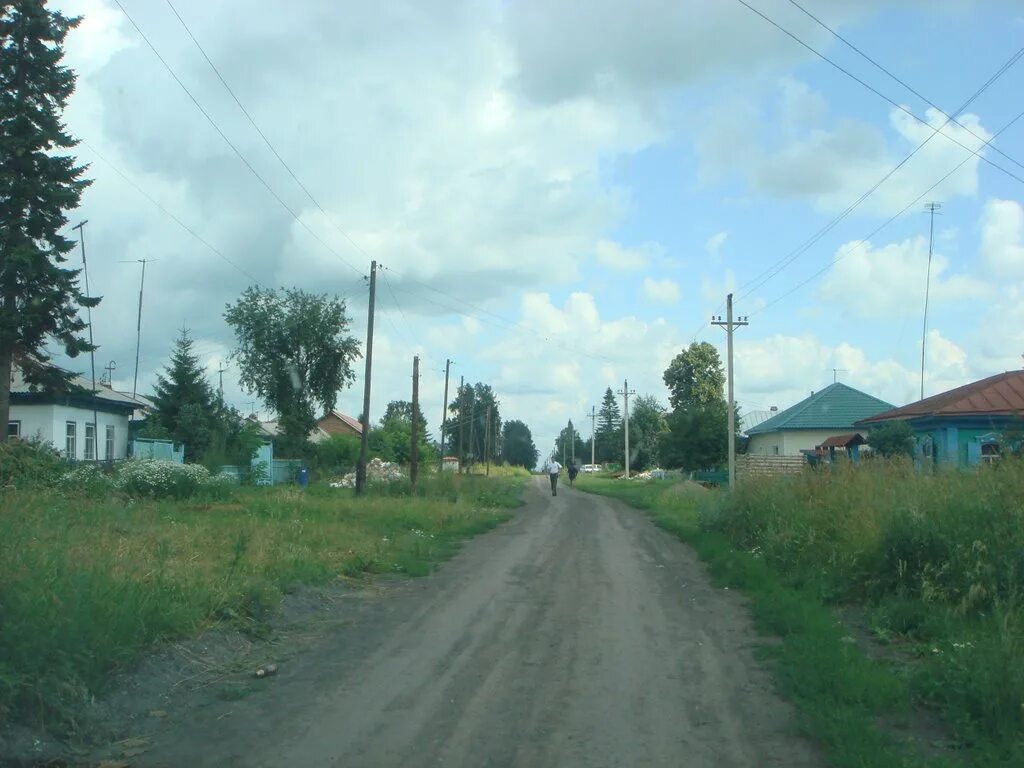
[[0, 472, 523, 733], [578, 468, 1024, 767]]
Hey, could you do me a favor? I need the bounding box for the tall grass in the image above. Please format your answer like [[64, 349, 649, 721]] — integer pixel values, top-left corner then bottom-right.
[[0, 474, 523, 732], [707, 460, 1024, 764]]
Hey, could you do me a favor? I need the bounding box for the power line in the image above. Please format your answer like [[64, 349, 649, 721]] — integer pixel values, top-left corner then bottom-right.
[[785, 0, 1024, 173], [113, 0, 363, 278], [735, 41, 1024, 302], [751, 104, 1024, 318], [733, 0, 1024, 187], [80, 139, 266, 287]]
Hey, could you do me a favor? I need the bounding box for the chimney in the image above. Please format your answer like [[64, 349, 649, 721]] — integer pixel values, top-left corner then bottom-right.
[[770, 406, 778, 412]]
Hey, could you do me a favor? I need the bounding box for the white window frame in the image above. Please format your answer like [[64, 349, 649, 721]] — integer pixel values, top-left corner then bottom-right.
[[84, 422, 96, 461], [65, 421, 77, 458], [105, 424, 115, 460], [7, 421, 20, 438]]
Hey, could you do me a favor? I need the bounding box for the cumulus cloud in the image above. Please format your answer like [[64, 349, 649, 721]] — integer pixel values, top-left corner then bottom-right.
[[817, 235, 988, 317], [595, 239, 654, 270], [698, 80, 993, 215], [643, 277, 680, 304], [980, 198, 1024, 278]]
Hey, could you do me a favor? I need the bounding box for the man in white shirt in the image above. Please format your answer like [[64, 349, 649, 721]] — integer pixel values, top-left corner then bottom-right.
[[545, 457, 562, 496]]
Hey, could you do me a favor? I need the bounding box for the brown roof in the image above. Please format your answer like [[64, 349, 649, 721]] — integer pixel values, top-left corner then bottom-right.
[[319, 410, 364, 435], [818, 433, 866, 449], [860, 370, 1024, 424]]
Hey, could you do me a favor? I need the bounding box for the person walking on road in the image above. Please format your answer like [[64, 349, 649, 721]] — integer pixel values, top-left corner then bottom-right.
[[568, 462, 579, 488], [545, 457, 562, 496]]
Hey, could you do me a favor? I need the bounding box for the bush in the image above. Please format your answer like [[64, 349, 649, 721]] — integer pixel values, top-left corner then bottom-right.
[[0, 438, 66, 488], [867, 421, 915, 458], [58, 463, 114, 496], [113, 459, 233, 500], [314, 433, 361, 475]]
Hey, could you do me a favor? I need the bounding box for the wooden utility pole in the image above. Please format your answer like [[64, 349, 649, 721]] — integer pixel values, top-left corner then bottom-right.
[[411, 355, 420, 489], [356, 260, 377, 495], [457, 375, 465, 474], [438, 358, 451, 471], [569, 419, 575, 465], [484, 405, 492, 476], [216, 363, 227, 399], [468, 389, 476, 475], [618, 380, 636, 478], [588, 405, 597, 466], [712, 293, 749, 491]]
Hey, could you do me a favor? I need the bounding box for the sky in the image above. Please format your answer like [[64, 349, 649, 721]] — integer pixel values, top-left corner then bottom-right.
[[47, 0, 1024, 462]]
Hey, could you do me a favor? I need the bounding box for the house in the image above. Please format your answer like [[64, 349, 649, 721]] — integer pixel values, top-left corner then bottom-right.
[[745, 383, 894, 456], [857, 369, 1024, 467], [8, 365, 143, 461], [317, 410, 363, 438]]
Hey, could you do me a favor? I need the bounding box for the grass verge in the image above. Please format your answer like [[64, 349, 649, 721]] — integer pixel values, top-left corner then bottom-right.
[[578, 470, 1024, 768], [0, 472, 523, 733]]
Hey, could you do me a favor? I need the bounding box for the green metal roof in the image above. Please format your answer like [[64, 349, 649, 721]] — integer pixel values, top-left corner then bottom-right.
[[745, 383, 894, 435]]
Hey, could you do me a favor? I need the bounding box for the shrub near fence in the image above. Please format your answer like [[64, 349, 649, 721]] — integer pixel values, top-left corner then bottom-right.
[[704, 459, 1024, 762]]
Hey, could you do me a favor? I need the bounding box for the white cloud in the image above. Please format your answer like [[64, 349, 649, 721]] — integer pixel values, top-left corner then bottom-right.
[[595, 239, 652, 270], [643, 277, 680, 304], [698, 80, 993, 215], [705, 231, 728, 258], [980, 198, 1024, 278], [817, 235, 988, 318]]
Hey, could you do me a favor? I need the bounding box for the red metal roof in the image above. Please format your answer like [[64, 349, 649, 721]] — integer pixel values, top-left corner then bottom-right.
[[860, 370, 1024, 423], [818, 433, 866, 448]]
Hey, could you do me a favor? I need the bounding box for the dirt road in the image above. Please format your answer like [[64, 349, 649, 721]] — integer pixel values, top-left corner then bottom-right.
[[131, 478, 822, 768]]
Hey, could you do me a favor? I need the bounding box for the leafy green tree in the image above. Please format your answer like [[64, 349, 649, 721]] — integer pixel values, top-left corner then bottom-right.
[[595, 387, 622, 463], [204, 402, 264, 467], [501, 419, 538, 468], [315, 432, 361, 474], [867, 421, 915, 459], [628, 395, 666, 471], [151, 330, 215, 461], [370, 399, 433, 465], [663, 342, 725, 410], [0, 3, 93, 441], [658, 401, 728, 471], [224, 287, 360, 452], [553, 421, 587, 465]]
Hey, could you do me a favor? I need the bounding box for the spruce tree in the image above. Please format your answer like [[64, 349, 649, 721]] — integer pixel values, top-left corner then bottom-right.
[[151, 330, 215, 461], [0, 2, 94, 440], [595, 387, 622, 462]]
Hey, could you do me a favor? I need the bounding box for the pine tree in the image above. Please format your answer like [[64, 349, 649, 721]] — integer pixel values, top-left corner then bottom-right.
[[151, 330, 215, 461], [0, 2, 94, 441], [595, 387, 622, 462]]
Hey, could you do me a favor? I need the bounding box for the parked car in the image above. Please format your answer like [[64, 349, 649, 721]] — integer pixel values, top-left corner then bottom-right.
[[580, 464, 601, 473]]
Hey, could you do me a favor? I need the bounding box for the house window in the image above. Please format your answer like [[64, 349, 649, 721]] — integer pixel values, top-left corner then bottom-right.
[[84, 423, 96, 460], [772, 445, 780, 455], [105, 425, 115, 460], [6, 421, 19, 438], [981, 442, 1001, 464], [65, 421, 77, 458]]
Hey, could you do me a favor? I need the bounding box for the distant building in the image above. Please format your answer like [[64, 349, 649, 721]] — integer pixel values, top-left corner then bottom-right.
[[745, 383, 894, 457], [857, 370, 1024, 467], [8, 364, 144, 461], [317, 410, 363, 438]]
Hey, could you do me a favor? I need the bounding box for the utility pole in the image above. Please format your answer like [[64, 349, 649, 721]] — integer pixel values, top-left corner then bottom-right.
[[411, 355, 420, 489], [712, 293, 749, 491], [468, 389, 476, 475], [617, 379, 636, 478], [485, 404, 492, 476], [588, 405, 597, 466], [103, 361, 116, 387], [569, 419, 575, 465], [216, 363, 227, 399], [72, 221, 99, 458], [921, 202, 942, 401], [356, 260, 377, 495], [438, 358, 451, 472], [457, 375, 465, 474]]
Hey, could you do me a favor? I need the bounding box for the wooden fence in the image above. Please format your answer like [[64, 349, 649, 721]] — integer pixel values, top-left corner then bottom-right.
[[737, 454, 808, 478]]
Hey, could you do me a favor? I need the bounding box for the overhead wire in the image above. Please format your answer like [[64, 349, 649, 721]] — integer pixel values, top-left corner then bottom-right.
[[113, 0, 363, 279], [733, 0, 1024, 187], [784, 0, 1024, 173], [750, 104, 1024, 319], [733, 39, 1024, 302]]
